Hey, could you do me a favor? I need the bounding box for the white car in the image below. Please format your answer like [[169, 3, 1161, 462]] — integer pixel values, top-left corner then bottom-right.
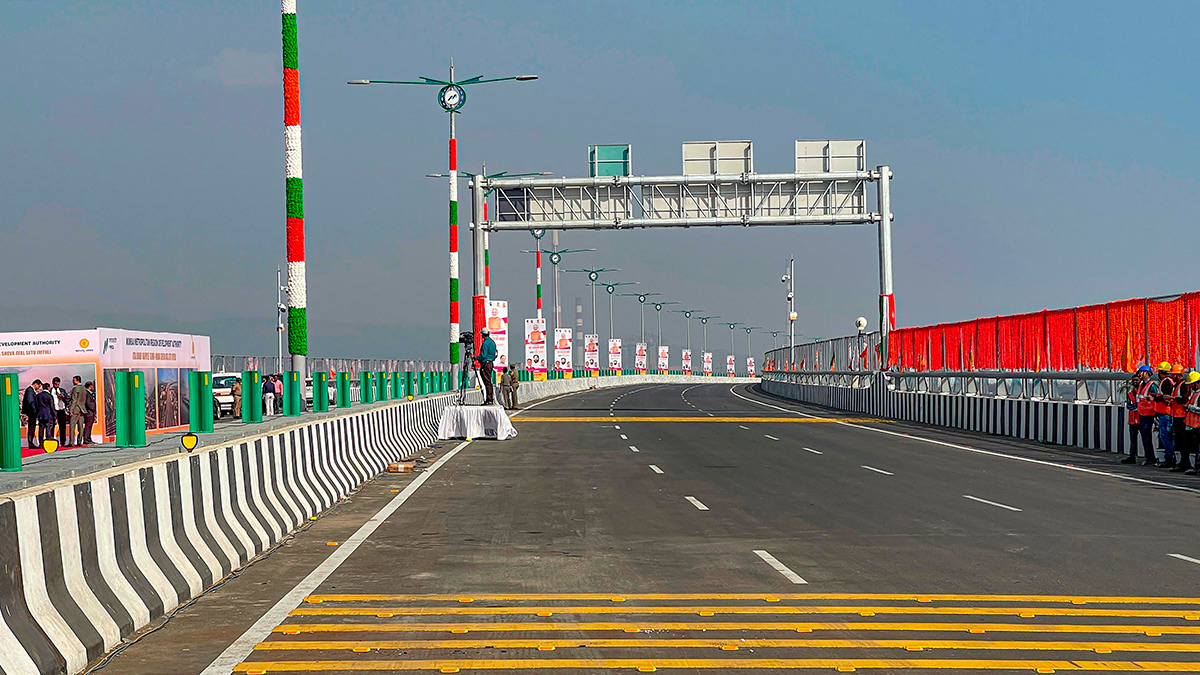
[[211, 373, 240, 418]]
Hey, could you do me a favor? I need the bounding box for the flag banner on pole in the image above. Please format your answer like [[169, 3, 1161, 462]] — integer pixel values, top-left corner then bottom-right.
[[584, 334, 600, 372], [554, 327, 572, 372], [726, 354, 737, 376], [657, 345, 670, 373], [746, 356, 756, 376], [635, 342, 648, 372], [682, 348, 692, 374], [608, 339, 622, 371], [703, 352, 713, 375], [488, 300, 509, 369], [524, 317, 547, 380]]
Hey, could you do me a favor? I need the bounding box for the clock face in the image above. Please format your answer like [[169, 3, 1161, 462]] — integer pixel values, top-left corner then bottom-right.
[[438, 84, 466, 112]]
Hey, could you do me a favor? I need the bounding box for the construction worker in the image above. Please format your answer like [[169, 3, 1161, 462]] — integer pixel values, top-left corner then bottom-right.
[[1154, 361, 1177, 468], [1135, 365, 1159, 466], [1169, 364, 1191, 472], [1184, 371, 1200, 476], [1122, 374, 1143, 464]]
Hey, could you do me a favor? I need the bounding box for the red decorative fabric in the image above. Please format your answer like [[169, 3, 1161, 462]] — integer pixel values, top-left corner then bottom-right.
[[887, 328, 902, 369], [1019, 312, 1046, 371], [1147, 296, 1187, 369], [961, 321, 978, 371], [1187, 292, 1200, 369], [943, 323, 963, 371], [899, 328, 914, 370], [928, 326, 945, 371], [1075, 303, 1108, 369], [912, 327, 930, 371], [1045, 309, 1076, 371], [1107, 299, 1146, 372], [975, 317, 998, 370], [997, 316, 1022, 370]]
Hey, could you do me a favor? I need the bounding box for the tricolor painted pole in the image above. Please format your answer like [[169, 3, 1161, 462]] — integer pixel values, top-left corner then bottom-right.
[[535, 250, 543, 318], [876, 165, 894, 369], [282, 0, 307, 378], [448, 65, 461, 386], [472, 173, 486, 361], [483, 207, 491, 302]]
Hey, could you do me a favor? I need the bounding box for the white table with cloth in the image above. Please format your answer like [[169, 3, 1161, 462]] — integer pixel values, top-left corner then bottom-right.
[[437, 404, 518, 440]]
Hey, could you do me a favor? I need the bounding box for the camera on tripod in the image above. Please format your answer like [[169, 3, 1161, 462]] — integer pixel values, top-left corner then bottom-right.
[[459, 330, 475, 345]]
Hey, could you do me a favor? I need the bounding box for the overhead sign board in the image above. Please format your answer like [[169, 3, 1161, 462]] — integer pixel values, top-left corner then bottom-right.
[[589, 144, 631, 177], [796, 140, 867, 173], [683, 140, 753, 175]]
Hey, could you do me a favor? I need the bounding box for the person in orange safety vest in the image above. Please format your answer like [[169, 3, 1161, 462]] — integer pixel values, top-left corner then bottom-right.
[[1134, 366, 1159, 466], [1178, 370, 1200, 474], [1122, 374, 1147, 464], [1152, 362, 1177, 468]]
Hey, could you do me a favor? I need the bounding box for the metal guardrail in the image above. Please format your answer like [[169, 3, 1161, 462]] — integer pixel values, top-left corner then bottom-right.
[[763, 369, 1134, 406], [210, 355, 450, 378]]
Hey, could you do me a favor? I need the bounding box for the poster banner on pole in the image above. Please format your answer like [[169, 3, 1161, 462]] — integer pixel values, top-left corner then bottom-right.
[[657, 345, 669, 373], [524, 318, 547, 380], [553, 327, 573, 373], [487, 300, 509, 369], [726, 354, 737, 376], [682, 348, 693, 374], [703, 352, 713, 375], [608, 339, 622, 371], [746, 356, 756, 376], [584, 334, 600, 372], [635, 342, 648, 373]]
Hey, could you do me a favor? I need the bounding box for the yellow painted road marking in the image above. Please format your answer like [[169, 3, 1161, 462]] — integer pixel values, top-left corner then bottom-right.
[[290, 605, 1200, 619], [272, 622, 1200, 636], [515, 417, 890, 423], [253, 638, 1200, 653], [304, 593, 1200, 605], [233, 659, 1200, 672]]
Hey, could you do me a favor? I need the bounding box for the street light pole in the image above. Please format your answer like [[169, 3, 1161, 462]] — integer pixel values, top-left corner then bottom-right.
[[673, 309, 701, 350], [699, 316, 720, 353], [623, 292, 661, 345], [653, 301, 680, 354], [566, 267, 618, 335], [348, 62, 538, 387], [604, 282, 637, 345]]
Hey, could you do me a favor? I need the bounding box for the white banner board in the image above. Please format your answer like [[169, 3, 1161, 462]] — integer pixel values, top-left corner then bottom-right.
[[657, 345, 669, 372], [635, 342, 648, 372], [608, 339, 622, 371], [553, 328, 572, 372], [487, 300, 509, 368], [584, 334, 600, 372]]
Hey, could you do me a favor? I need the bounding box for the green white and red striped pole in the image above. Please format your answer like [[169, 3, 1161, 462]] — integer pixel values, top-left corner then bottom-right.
[[282, 0, 307, 375], [450, 109, 460, 374]]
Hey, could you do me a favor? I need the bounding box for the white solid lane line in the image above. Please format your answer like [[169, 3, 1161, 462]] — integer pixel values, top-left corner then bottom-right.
[[803, 447, 823, 455], [764, 434, 780, 441], [753, 549, 808, 584], [963, 494, 1022, 512], [620, 434, 628, 440], [861, 465, 894, 476], [739, 425, 749, 430], [649, 465, 664, 474], [1169, 553, 1200, 565], [685, 496, 709, 511], [629, 445, 640, 453], [728, 385, 1200, 496]]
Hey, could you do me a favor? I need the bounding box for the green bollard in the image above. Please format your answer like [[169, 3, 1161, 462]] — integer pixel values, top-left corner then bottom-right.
[[441, 371, 449, 392], [241, 370, 263, 423], [391, 371, 401, 399], [188, 371, 214, 433], [422, 371, 430, 395], [116, 370, 148, 448], [376, 371, 389, 401], [335, 372, 351, 408], [282, 371, 302, 417], [360, 372, 375, 404], [313, 372, 330, 412], [1, 374, 20, 472]]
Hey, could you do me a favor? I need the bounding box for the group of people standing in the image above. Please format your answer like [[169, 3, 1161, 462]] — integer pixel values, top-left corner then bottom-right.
[[1125, 362, 1200, 473], [474, 328, 520, 410], [21, 376, 97, 449]]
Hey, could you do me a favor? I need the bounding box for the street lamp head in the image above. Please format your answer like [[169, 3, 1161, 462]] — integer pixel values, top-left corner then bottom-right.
[[515, 74, 539, 81], [781, 274, 789, 283], [700, 318, 708, 324], [654, 303, 663, 311], [855, 316, 869, 332], [347, 79, 371, 85], [588, 271, 599, 282], [531, 228, 546, 239], [606, 284, 616, 294]]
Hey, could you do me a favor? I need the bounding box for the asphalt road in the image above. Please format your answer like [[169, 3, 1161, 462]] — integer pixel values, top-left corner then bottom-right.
[[103, 383, 1200, 674]]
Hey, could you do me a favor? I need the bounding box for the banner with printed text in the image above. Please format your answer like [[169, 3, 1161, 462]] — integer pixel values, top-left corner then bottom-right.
[[703, 352, 713, 375], [584, 334, 600, 372], [746, 356, 756, 376], [608, 339, 622, 371], [657, 345, 669, 372], [726, 354, 737, 376], [635, 342, 648, 372], [553, 327, 572, 372], [487, 300, 509, 368], [682, 348, 693, 374], [524, 318, 547, 380]]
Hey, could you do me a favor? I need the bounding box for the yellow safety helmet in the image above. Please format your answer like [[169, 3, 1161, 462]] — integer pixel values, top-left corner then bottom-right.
[[1171, 364, 1185, 375], [1188, 371, 1200, 385], [1158, 361, 1172, 372]]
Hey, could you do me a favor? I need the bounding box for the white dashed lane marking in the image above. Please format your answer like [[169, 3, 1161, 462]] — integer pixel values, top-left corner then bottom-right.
[[753, 549, 808, 584], [963, 495, 1022, 512], [629, 445, 640, 453], [803, 447, 823, 455], [861, 465, 894, 476], [1169, 553, 1200, 566], [739, 425, 749, 430], [649, 464, 664, 474], [685, 496, 709, 511], [764, 434, 780, 441], [620, 434, 628, 440]]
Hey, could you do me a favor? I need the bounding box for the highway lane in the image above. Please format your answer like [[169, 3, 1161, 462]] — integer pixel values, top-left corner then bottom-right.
[[101, 382, 1200, 674]]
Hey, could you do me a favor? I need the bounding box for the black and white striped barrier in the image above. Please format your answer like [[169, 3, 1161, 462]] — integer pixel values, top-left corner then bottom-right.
[[0, 393, 452, 675], [762, 374, 1129, 453]]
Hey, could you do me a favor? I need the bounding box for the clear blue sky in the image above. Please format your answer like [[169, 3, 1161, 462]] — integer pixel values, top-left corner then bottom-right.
[[2, 1, 1197, 359]]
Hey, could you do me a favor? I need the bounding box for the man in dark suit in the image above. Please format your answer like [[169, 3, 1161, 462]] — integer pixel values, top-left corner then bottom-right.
[[49, 377, 69, 446], [83, 381, 97, 445], [22, 379, 42, 448], [36, 384, 56, 447]]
